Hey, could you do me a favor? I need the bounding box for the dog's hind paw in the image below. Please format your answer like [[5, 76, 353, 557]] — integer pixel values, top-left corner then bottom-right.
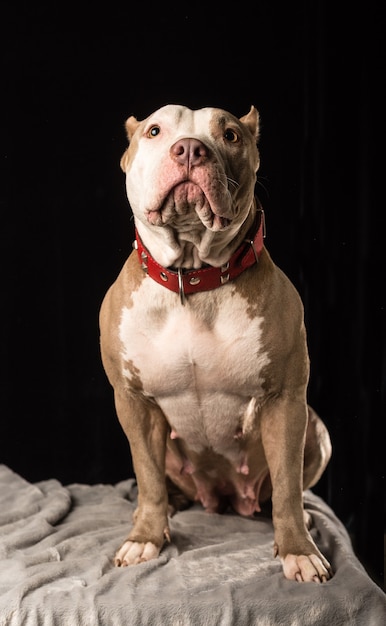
[[282, 553, 333, 583], [114, 540, 161, 566]]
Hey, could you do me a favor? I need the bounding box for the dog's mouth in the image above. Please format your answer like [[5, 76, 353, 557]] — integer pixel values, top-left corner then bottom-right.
[[146, 182, 231, 231]]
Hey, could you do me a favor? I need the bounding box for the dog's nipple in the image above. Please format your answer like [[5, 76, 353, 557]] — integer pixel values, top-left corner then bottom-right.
[[236, 455, 250, 475], [233, 427, 243, 440], [170, 429, 179, 440], [239, 463, 249, 476], [182, 459, 195, 475]]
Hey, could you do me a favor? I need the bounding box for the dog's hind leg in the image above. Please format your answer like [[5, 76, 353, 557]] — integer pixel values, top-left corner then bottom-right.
[[165, 476, 193, 515], [303, 405, 332, 490]]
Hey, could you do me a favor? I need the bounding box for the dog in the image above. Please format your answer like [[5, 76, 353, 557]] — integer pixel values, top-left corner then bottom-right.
[[99, 104, 333, 583]]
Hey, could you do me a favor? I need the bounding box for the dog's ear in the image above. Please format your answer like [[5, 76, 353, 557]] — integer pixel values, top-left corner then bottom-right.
[[125, 115, 141, 141], [240, 106, 260, 142], [120, 116, 142, 171]]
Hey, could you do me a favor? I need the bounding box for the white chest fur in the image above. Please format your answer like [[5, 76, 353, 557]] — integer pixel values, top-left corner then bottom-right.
[[118, 279, 270, 451]]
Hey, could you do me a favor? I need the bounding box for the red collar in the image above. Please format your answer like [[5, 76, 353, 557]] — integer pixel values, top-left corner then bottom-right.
[[134, 210, 265, 304]]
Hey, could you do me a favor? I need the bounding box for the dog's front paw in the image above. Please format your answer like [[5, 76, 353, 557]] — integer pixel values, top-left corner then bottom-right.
[[282, 553, 333, 583], [114, 540, 161, 566]]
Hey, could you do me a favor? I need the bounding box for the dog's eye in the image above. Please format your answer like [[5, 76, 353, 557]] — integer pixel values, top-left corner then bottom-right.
[[224, 128, 239, 143], [147, 125, 161, 138]]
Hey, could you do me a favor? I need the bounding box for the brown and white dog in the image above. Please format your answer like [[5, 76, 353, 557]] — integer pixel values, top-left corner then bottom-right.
[[99, 104, 333, 583]]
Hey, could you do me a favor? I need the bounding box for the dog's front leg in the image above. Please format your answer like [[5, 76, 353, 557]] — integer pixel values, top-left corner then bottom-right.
[[113, 389, 170, 567], [261, 397, 332, 582]]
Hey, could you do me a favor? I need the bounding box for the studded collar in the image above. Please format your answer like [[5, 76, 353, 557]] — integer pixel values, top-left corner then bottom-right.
[[134, 209, 265, 305]]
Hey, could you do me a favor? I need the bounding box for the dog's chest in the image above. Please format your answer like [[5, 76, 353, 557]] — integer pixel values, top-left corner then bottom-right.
[[119, 279, 270, 446]]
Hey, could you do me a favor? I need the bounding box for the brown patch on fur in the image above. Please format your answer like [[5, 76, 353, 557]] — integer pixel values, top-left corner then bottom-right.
[[231, 248, 273, 319], [122, 359, 144, 393], [121, 250, 147, 305]]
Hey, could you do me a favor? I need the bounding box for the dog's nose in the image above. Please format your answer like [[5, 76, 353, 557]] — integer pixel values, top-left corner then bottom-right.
[[170, 138, 208, 167]]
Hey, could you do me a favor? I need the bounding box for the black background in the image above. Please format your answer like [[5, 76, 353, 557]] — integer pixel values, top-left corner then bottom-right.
[[1, 1, 383, 589]]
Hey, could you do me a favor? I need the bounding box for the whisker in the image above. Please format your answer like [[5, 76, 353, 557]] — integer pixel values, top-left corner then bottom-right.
[[256, 178, 270, 199], [226, 177, 240, 190]]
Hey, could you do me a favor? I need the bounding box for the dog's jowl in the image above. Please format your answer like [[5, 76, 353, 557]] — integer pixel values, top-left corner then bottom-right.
[[99, 104, 333, 582]]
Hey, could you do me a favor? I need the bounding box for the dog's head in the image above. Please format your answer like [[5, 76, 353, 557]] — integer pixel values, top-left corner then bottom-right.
[[120, 104, 260, 268]]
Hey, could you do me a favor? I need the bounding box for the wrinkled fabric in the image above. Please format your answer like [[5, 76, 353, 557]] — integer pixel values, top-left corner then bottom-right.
[[0, 465, 384, 625]]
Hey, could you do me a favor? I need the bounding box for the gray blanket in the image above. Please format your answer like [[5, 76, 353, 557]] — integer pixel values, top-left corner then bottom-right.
[[0, 465, 384, 625]]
